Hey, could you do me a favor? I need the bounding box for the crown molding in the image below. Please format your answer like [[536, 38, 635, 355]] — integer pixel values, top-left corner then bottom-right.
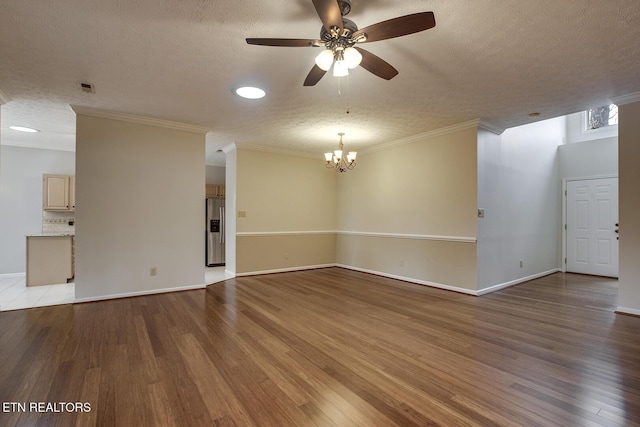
[[0, 88, 10, 105], [70, 105, 211, 133], [222, 143, 236, 154], [610, 91, 640, 106], [478, 120, 505, 135], [361, 119, 484, 155]]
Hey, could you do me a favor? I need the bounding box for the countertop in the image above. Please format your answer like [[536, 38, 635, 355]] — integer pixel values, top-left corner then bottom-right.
[[27, 233, 75, 237]]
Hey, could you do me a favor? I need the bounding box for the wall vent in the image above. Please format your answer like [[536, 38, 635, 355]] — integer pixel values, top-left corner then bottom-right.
[[80, 82, 95, 93]]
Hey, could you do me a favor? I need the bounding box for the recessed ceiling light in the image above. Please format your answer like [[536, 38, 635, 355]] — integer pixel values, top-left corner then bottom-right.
[[235, 86, 266, 99], [9, 126, 40, 133]]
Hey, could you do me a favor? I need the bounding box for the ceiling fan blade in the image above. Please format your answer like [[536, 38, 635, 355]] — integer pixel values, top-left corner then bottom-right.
[[354, 47, 398, 80], [303, 65, 327, 86], [353, 12, 436, 43], [311, 0, 343, 33], [246, 38, 322, 47]]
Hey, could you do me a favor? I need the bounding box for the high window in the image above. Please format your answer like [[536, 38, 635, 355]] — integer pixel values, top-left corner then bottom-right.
[[586, 104, 618, 130]]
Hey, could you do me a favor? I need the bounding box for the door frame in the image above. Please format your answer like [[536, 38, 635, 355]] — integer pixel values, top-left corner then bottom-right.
[[561, 174, 618, 273]]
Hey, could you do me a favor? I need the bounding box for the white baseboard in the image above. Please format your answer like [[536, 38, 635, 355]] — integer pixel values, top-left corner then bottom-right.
[[476, 269, 562, 296], [335, 264, 477, 296], [74, 283, 207, 304], [616, 306, 640, 317], [235, 264, 335, 277], [0, 272, 26, 278]]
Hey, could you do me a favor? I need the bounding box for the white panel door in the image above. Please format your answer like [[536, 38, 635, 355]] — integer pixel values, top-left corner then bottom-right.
[[566, 178, 618, 277]]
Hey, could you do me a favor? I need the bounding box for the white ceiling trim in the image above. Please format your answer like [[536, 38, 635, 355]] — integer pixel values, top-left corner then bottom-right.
[[361, 119, 483, 155], [232, 119, 502, 160], [610, 91, 640, 106], [222, 143, 237, 154], [478, 120, 505, 135], [70, 106, 211, 134]]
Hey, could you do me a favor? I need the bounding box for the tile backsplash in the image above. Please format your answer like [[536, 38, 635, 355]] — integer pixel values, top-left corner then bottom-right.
[[42, 211, 75, 234]]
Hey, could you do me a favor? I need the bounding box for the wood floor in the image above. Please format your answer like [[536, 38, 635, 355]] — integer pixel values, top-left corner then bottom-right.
[[1, 268, 639, 426]]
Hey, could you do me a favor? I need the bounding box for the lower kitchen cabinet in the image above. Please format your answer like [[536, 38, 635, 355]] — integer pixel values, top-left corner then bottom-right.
[[26, 235, 74, 286]]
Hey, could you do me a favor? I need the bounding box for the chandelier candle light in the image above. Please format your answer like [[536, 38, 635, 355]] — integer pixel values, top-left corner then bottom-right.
[[325, 133, 357, 172]]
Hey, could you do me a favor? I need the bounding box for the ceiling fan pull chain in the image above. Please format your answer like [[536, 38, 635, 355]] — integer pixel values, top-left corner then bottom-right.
[[346, 74, 351, 114]]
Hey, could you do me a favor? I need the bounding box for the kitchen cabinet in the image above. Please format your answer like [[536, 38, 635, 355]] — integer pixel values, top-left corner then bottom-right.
[[43, 174, 75, 211], [70, 176, 76, 210], [206, 184, 225, 198], [26, 235, 74, 286]]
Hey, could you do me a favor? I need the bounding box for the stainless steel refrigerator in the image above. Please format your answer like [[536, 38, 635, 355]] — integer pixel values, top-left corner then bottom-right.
[[206, 198, 225, 266]]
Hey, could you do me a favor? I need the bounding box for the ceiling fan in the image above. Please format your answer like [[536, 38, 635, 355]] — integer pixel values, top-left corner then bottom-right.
[[246, 0, 436, 86]]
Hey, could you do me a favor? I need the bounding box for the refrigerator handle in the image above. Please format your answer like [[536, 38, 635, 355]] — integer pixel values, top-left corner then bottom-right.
[[220, 206, 225, 244]]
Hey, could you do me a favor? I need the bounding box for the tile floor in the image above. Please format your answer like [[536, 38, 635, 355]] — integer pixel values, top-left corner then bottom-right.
[[0, 275, 75, 312], [0, 267, 234, 312]]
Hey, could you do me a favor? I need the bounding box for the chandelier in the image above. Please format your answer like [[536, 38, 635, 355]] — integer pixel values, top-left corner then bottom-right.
[[325, 133, 357, 172]]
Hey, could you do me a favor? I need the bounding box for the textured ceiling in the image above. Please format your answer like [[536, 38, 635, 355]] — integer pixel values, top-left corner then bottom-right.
[[1, 0, 640, 165]]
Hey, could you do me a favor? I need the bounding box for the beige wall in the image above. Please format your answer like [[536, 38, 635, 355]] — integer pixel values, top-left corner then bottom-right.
[[235, 148, 337, 274], [237, 234, 336, 274], [618, 101, 640, 314], [75, 114, 206, 300], [336, 125, 479, 292], [337, 126, 478, 237], [336, 235, 477, 292], [225, 148, 237, 274]]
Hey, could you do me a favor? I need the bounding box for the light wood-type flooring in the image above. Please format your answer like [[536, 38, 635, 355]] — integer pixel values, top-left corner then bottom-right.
[[1, 268, 639, 426]]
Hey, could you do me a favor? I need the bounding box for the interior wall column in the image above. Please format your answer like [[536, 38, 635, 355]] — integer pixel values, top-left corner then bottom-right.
[[614, 94, 640, 315]]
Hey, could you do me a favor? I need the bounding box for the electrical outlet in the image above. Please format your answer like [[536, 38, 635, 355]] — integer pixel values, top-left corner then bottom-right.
[[284, 252, 289, 260], [519, 261, 523, 268], [150, 267, 157, 276], [238, 211, 247, 218], [400, 259, 404, 266]]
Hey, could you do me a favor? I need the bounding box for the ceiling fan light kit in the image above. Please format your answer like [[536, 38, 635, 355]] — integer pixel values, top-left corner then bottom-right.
[[332, 59, 349, 77], [315, 49, 334, 71], [343, 47, 362, 69], [314, 46, 361, 74], [246, 0, 436, 86]]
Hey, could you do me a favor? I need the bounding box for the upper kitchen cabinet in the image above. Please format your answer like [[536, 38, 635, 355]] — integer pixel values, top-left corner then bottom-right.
[[206, 184, 225, 198], [43, 174, 75, 211]]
